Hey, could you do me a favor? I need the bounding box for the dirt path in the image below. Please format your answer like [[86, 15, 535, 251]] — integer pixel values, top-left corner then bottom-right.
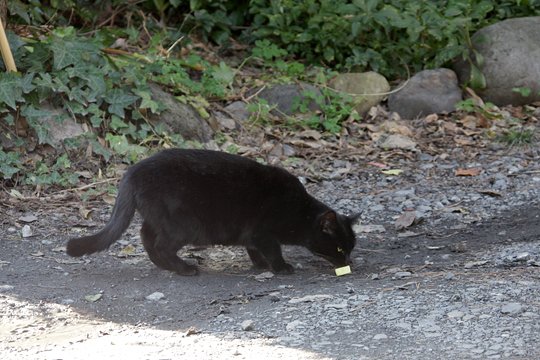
[[1, 198, 539, 359]]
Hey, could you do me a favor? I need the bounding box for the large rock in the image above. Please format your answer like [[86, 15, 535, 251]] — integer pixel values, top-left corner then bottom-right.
[[330, 72, 390, 115], [38, 103, 85, 148], [388, 69, 462, 119], [148, 83, 214, 142], [454, 17, 540, 106], [251, 83, 323, 116]]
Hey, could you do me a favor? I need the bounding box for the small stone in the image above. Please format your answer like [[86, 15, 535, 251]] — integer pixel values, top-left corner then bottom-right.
[[378, 134, 418, 151], [241, 320, 255, 331], [21, 225, 33, 238], [514, 252, 530, 262], [464, 260, 488, 269], [353, 224, 386, 233], [324, 301, 348, 310], [254, 271, 274, 282], [224, 101, 250, 121], [447, 310, 464, 319], [444, 272, 455, 280], [500, 303, 523, 315], [286, 320, 304, 332], [145, 292, 165, 301], [394, 271, 412, 279], [288, 294, 332, 304], [373, 333, 388, 340], [19, 214, 38, 223], [0, 284, 14, 292], [268, 291, 281, 302]]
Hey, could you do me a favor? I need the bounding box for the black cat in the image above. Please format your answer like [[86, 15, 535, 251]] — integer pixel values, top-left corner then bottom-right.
[[67, 149, 358, 275]]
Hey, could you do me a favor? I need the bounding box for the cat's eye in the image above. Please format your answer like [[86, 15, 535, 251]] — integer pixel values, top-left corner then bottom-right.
[[337, 247, 344, 254]]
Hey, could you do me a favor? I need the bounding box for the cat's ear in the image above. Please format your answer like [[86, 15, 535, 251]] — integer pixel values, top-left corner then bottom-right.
[[320, 211, 338, 235]]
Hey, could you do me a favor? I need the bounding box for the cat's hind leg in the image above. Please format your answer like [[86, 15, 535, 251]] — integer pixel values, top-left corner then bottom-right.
[[246, 247, 270, 269], [141, 221, 198, 276]]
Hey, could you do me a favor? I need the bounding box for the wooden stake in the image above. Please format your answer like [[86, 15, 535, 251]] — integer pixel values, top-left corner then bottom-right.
[[0, 17, 17, 72]]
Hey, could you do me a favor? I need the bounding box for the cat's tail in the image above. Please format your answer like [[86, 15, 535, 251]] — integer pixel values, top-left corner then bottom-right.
[[66, 177, 136, 257]]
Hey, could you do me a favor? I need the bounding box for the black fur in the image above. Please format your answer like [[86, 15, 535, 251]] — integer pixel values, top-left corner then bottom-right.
[[67, 149, 357, 275]]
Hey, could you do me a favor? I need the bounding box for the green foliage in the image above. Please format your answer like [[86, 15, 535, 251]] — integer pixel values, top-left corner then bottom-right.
[[455, 98, 500, 120], [251, 40, 306, 79], [249, 0, 492, 78], [512, 87, 533, 98], [300, 89, 360, 133], [9, 1, 540, 80], [0, 150, 23, 180], [0, 27, 230, 187], [498, 129, 536, 146]]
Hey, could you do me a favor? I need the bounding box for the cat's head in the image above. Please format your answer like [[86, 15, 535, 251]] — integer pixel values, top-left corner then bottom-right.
[[308, 210, 358, 267]]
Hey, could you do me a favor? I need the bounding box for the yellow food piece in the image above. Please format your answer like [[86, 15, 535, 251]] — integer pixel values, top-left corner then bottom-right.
[[335, 265, 352, 276]]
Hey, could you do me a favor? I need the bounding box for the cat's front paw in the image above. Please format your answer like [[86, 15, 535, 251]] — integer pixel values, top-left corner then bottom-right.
[[272, 263, 295, 274]]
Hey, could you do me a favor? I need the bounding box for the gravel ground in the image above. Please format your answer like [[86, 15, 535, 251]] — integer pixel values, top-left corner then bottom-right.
[[1, 141, 540, 359]]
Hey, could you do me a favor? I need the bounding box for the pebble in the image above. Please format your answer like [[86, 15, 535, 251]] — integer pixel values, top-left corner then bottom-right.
[[394, 271, 412, 279], [373, 333, 388, 340], [500, 303, 523, 315], [288, 294, 332, 304], [286, 320, 304, 332], [0, 285, 14, 292], [241, 320, 255, 331], [145, 292, 165, 301], [254, 271, 274, 281], [21, 225, 33, 238], [447, 310, 465, 319]]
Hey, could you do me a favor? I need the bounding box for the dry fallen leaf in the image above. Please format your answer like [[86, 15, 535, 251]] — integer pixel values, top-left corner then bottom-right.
[[478, 189, 502, 197], [395, 211, 416, 230], [454, 136, 476, 146], [455, 168, 482, 176], [367, 161, 388, 169], [380, 120, 414, 137], [117, 244, 138, 257], [79, 207, 93, 219], [185, 327, 200, 336], [459, 115, 479, 129], [381, 169, 403, 176], [103, 195, 116, 205], [424, 113, 438, 123]]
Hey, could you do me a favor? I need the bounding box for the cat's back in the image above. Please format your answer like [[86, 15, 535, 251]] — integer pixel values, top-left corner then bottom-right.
[[129, 149, 265, 174], [127, 149, 300, 190]]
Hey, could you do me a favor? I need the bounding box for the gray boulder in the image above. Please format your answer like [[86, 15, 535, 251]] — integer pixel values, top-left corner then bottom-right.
[[38, 103, 85, 148], [330, 72, 390, 115], [148, 83, 214, 142], [454, 17, 540, 106], [251, 83, 323, 116], [388, 69, 462, 119]]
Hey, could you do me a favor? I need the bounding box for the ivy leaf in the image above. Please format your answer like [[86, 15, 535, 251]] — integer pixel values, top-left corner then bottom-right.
[[133, 89, 161, 113], [0, 72, 25, 109], [21, 105, 54, 144], [105, 89, 138, 118], [211, 62, 235, 87], [105, 133, 146, 162], [88, 138, 112, 161], [110, 115, 129, 130], [50, 36, 100, 70]]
